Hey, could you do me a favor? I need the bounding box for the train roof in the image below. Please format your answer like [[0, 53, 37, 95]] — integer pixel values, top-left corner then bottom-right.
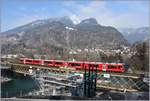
[[20, 58, 125, 65]]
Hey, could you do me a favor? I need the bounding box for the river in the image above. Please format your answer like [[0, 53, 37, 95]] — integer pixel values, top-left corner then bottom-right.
[[1, 68, 39, 98]]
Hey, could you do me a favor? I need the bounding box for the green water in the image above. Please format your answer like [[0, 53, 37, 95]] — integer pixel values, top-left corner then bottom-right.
[[1, 75, 39, 98]]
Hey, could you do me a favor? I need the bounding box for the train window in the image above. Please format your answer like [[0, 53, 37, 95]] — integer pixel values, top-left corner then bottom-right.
[[89, 64, 98, 67], [34, 60, 40, 63], [69, 63, 81, 67], [108, 65, 117, 69], [26, 60, 32, 62], [44, 61, 52, 65], [55, 62, 63, 65], [118, 66, 122, 68]]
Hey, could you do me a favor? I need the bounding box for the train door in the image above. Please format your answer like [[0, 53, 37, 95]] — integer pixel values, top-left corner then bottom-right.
[[64, 62, 68, 67], [41, 60, 44, 65], [102, 64, 107, 71], [23, 59, 26, 64]]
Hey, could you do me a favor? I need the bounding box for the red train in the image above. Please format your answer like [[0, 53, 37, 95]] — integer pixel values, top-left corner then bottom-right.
[[19, 58, 125, 72]]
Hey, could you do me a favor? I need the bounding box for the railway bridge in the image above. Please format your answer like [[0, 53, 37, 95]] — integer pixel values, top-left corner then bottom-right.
[[1, 61, 149, 92]]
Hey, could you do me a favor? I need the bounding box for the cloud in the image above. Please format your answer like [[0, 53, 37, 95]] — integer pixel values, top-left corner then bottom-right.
[[70, 14, 81, 24], [79, 1, 106, 15], [62, 1, 149, 28], [2, 0, 149, 32]]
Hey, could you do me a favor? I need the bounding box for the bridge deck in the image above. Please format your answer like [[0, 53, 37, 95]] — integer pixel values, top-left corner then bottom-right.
[[1, 62, 141, 78]]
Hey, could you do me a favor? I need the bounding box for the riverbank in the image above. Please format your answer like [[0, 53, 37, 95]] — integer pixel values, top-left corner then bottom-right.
[[1, 70, 40, 98]]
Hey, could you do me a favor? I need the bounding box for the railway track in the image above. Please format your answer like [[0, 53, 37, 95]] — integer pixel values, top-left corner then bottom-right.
[[1, 62, 141, 79]]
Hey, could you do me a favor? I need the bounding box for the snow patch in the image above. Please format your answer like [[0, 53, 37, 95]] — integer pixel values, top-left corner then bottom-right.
[[70, 15, 80, 24], [31, 20, 45, 26], [65, 26, 74, 30]]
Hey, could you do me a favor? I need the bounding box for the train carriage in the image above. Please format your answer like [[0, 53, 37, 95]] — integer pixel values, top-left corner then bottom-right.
[[19, 58, 125, 73], [106, 63, 125, 72]]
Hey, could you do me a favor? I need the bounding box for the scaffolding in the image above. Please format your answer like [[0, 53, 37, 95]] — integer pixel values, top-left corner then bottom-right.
[[83, 64, 98, 97]]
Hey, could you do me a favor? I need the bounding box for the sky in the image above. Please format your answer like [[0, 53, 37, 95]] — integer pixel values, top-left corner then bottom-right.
[[1, 0, 149, 32]]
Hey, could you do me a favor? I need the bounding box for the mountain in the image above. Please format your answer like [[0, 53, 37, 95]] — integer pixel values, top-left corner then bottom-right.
[[118, 27, 149, 44], [78, 18, 98, 25], [1, 16, 74, 36], [1, 17, 129, 55]]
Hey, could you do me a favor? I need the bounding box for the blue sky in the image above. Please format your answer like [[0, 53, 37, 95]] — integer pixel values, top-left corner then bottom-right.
[[1, 0, 149, 32]]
